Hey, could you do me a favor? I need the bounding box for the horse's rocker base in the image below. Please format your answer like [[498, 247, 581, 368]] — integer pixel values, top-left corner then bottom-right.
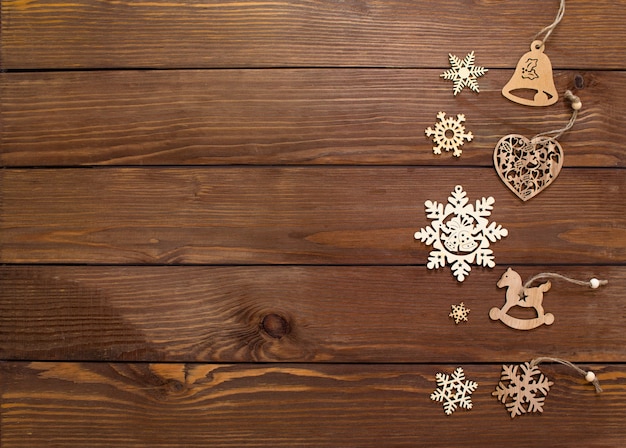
[[489, 307, 555, 331]]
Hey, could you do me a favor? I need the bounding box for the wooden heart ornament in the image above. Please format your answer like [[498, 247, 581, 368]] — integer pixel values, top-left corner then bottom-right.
[[493, 134, 563, 201]]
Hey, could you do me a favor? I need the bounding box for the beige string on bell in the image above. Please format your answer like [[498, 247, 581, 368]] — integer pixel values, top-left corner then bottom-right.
[[502, 0, 567, 107], [533, 0, 566, 45]]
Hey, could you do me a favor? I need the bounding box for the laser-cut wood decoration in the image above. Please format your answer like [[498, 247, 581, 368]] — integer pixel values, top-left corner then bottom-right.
[[440, 51, 488, 96], [493, 134, 563, 201], [449, 302, 470, 324], [414, 185, 509, 282], [492, 362, 554, 418], [489, 268, 555, 330], [430, 367, 478, 415], [502, 40, 558, 107], [425, 112, 473, 157]]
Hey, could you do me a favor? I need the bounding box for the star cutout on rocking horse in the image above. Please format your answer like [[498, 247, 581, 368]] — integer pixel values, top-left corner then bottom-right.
[[489, 268, 554, 330]]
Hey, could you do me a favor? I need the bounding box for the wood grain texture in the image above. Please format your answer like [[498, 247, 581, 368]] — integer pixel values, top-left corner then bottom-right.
[[2, 0, 625, 444], [1, 69, 623, 167], [1, 266, 624, 363], [1, 167, 624, 265], [1, 0, 625, 70], [1, 362, 624, 447]]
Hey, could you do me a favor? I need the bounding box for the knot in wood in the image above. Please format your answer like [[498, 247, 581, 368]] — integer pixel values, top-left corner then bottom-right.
[[166, 379, 185, 393], [574, 74, 585, 89], [261, 313, 290, 339]]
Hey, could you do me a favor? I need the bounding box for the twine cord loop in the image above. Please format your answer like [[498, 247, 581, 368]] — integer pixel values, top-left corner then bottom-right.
[[523, 271, 608, 290], [534, 0, 566, 45], [532, 90, 582, 142], [530, 357, 603, 393]]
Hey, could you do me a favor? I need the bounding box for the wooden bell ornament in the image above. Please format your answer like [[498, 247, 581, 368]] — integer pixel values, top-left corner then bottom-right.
[[502, 0, 566, 106], [502, 40, 558, 107]]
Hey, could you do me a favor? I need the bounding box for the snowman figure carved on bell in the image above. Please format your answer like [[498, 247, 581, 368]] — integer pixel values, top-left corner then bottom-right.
[[502, 40, 558, 107]]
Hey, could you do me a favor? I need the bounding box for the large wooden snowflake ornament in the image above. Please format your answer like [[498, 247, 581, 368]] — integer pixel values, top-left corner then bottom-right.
[[430, 367, 478, 415], [440, 51, 488, 96], [492, 362, 554, 418], [414, 185, 509, 282]]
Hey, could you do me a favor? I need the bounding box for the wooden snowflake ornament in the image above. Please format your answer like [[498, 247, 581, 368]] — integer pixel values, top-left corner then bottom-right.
[[425, 112, 473, 157], [440, 51, 488, 95], [450, 302, 470, 324], [431, 367, 478, 415], [414, 185, 509, 282], [492, 362, 554, 418], [494, 357, 603, 419]]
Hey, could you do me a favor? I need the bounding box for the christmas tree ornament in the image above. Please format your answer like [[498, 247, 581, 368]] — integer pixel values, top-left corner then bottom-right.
[[502, 0, 564, 106], [425, 112, 473, 157], [492, 362, 553, 418], [489, 268, 607, 331], [493, 357, 602, 418], [449, 302, 470, 324], [414, 185, 509, 282], [430, 367, 478, 415], [440, 51, 488, 96], [502, 40, 558, 107], [494, 90, 582, 201]]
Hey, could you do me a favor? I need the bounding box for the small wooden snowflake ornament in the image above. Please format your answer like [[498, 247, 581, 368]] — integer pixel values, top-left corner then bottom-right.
[[414, 185, 508, 282], [425, 112, 473, 157], [492, 362, 554, 418], [450, 302, 470, 324], [431, 367, 478, 415], [494, 357, 603, 418], [440, 51, 488, 96]]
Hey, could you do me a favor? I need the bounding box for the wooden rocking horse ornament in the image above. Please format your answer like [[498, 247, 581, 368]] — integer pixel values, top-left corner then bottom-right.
[[490, 268, 555, 330]]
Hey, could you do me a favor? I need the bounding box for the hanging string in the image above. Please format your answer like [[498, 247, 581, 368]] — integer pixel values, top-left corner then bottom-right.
[[532, 90, 582, 141], [530, 357, 603, 393], [523, 271, 608, 290], [534, 0, 566, 45]]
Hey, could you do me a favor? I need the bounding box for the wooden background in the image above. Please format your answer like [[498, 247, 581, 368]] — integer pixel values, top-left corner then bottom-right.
[[1, 0, 625, 446]]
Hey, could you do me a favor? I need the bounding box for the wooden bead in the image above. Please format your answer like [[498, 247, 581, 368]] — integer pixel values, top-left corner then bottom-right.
[[590, 278, 600, 289], [585, 371, 596, 382], [572, 100, 582, 110]]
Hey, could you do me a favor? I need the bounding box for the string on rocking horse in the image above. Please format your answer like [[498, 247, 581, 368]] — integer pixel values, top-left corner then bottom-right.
[[490, 267, 607, 331], [523, 271, 608, 291], [529, 357, 603, 393]]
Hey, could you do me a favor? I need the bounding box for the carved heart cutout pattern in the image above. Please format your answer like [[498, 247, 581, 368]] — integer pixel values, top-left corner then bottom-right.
[[493, 134, 563, 201]]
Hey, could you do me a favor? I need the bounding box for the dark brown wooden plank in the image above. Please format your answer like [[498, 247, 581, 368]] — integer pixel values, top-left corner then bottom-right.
[[1, 265, 624, 363], [1, 69, 623, 167], [1, 362, 624, 447], [1, 0, 625, 70], [0, 167, 624, 265]]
